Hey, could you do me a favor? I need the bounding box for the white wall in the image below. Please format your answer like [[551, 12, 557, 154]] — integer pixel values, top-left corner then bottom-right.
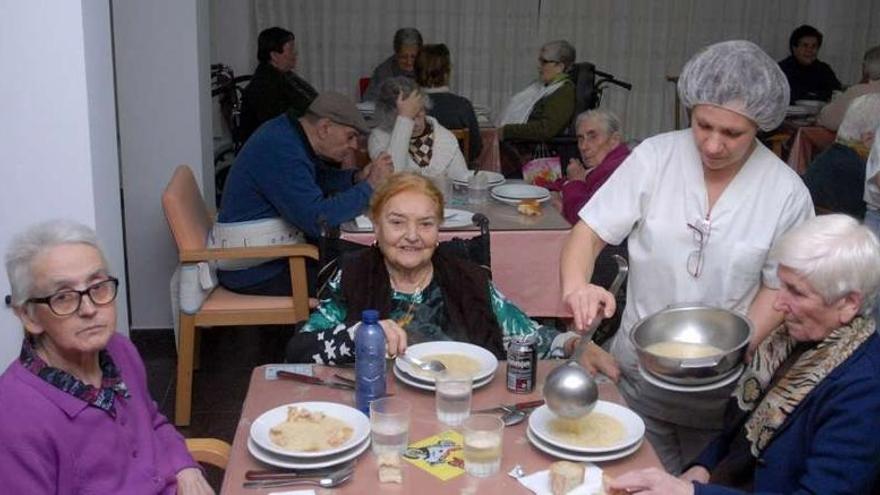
[[0, 0, 128, 367], [113, 0, 213, 330]]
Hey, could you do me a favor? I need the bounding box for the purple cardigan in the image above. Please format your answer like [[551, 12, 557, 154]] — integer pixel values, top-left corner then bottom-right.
[[0, 333, 197, 494], [560, 143, 630, 225]]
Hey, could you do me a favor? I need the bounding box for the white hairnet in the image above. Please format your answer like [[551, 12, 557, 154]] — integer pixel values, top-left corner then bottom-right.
[[678, 40, 790, 131], [837, 93, 880, 143]]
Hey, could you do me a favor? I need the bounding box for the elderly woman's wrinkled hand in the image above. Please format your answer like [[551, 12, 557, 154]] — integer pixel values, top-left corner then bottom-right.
[[176, 468, 214, 495], [566, 158, 588, 182], [610, 467, 695, 495], [563, 284, 616, 334], [379, 319, 408, 357], [364, 152, 394, 189], [396, 90, 423, 119]]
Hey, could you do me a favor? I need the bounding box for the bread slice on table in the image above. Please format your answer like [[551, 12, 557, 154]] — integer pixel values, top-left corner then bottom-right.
[[550, 460, 584, 495], [517, 199, 542, 216], [377, 452, 403, 484]]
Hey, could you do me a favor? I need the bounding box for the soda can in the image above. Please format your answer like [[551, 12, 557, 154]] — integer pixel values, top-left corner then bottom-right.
[[506, 335, 537, 393]]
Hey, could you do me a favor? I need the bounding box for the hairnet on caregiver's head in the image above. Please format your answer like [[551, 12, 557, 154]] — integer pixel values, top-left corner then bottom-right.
[[678, 40, 790, 131]]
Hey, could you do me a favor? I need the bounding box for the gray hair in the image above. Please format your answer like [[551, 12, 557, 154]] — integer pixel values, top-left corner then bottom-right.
[[678, 40, 789, 131], [770, 214, 880, 314], [575, 109, 624, 139], [863, 45, 880, 81], [5, 219, 106, 307], [393, 28, 423, 53], [373, 76, 432, 131], [540, 40, 576, 70], [837, 93, 880, 143]]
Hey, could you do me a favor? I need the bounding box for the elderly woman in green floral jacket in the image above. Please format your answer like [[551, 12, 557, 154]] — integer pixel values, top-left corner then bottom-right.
[[285, 172, 581, 364]]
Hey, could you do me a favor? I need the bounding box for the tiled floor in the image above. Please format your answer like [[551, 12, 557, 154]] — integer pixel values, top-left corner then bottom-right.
[[132, 324, 294, 490]]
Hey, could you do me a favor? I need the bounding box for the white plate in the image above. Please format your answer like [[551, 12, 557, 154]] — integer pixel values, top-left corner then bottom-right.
[[490, 192, 551, 205], [250, 402, 371, 458], [528, 402, 645, 453], [491, 184, 551, 200], [247, 435, 370, 470], [442, 208, 476, 228], [393, 364, 494, 391], [452, 171, 505, 186], [527, 426, 643, 462], [794, 99, 825, 109], [395, 341, 498, 383], [638, 364, 744, 393]]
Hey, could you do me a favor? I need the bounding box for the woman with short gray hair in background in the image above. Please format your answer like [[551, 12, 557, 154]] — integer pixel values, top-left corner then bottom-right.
[[363, 27, 423, 101], [368, 76, 468, 181]]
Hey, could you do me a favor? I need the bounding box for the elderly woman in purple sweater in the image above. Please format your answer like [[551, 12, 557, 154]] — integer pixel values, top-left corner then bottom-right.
[[0, 220, 211, 494], [552, 109, 630, 224]]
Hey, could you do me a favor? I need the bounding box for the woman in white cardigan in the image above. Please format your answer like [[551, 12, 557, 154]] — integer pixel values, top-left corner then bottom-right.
[[368, 76, 468, 180]]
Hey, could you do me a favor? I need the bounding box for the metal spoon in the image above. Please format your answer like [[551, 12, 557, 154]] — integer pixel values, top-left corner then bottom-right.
[[399, 353, 447, 374], [543, 255, 628, 419], [242, 471, 353, 489]]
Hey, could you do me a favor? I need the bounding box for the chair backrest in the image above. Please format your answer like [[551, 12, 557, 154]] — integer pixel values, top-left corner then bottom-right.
[[162, 165, 213, 252], [565, 62, 597, 135], [358, 77, 371, 101], [449, 128, 471, 163]]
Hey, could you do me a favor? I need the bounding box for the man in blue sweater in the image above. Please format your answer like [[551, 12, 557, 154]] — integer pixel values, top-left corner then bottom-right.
[[216, 92, 392, 296]]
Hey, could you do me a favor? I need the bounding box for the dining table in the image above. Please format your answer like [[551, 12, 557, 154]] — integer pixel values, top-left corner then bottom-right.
[[340, 184, 573, 317], [219, 360, 662, 494]]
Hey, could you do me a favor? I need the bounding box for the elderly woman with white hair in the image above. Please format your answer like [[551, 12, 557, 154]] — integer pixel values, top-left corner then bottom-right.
[[363, 27, 423, 102], [553, 109, 630, 225], [368, 76, 468, 181], [560, 40, 814, 473], [0, 220, 212, 494], [804, 93, 880, 218], [609, 214, 880, 494]]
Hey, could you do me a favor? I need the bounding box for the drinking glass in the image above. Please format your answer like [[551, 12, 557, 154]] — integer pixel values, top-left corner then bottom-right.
[[435, 371, 473, 426], [468, 172, 489, 205], [370, 397, 411, 455], [462, 414, 504, 477]]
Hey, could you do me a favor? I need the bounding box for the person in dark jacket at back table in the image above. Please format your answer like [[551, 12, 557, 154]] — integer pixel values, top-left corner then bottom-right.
[[778, 24, 842, 103], [416, 43, 482, 161], [238, 27, 318, 144]]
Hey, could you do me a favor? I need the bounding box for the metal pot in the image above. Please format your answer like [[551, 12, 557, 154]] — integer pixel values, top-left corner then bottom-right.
[[630, 304, 752, 385]]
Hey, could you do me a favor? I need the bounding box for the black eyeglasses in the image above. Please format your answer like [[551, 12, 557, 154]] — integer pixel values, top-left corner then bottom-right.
[[27, 277, 119, 316], [538, 57, 560, 66], [687, 218, 711, 278]]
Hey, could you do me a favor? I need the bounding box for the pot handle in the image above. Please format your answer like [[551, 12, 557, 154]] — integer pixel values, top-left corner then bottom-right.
[[680, 357, 722, 368]]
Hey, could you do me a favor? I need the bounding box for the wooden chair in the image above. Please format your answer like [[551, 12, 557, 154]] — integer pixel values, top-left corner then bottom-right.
[[450, 128, 471, 164], [186, 438, 232, 469], [162, 165, 318, 425]]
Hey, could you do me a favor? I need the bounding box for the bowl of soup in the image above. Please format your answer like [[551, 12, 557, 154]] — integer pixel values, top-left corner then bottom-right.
[[630, 305, 752, 385]]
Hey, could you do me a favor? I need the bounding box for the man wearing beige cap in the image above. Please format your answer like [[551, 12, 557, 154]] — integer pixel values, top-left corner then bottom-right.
[[215, 91, 392, 296]]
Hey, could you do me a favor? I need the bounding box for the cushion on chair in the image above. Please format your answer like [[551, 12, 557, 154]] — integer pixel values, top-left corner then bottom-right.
[[200, 286, 295, 311], [162, 166, 213, 251]]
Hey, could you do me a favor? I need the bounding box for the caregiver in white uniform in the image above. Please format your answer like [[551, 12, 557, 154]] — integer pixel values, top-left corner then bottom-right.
[[560, 40, 814, 474]]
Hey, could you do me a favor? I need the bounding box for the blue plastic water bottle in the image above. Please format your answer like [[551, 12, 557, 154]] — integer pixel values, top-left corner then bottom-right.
[[355, 309, 387, 415]]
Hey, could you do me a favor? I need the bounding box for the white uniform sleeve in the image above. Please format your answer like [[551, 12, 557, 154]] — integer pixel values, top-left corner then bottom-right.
[[864, 146, 880, 208], [762, 174, 815, 289], [579, 140, 658, 245]]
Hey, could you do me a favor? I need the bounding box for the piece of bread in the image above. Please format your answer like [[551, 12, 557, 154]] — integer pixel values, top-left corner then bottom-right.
[[377, 452, 403, 484], [550, 461, 584, 495], [517, 199, 542, 216]]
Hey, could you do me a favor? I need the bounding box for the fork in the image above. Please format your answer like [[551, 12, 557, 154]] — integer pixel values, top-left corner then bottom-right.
[[242, 471, 353, 489]]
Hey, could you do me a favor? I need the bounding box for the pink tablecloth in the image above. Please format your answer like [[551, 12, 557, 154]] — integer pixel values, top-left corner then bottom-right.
[[341, 229, 570, 318], [220, 362, 661, 494]]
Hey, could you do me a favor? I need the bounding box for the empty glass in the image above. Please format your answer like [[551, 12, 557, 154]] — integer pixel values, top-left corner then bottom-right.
[[370, 397, 411, 455], [462, 414, 504, 477], [468, 172, 489, 205], [435, 371, 473, 426]]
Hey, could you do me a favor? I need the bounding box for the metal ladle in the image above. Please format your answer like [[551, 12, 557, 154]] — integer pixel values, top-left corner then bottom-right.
[[543, 255, 628, 419]]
